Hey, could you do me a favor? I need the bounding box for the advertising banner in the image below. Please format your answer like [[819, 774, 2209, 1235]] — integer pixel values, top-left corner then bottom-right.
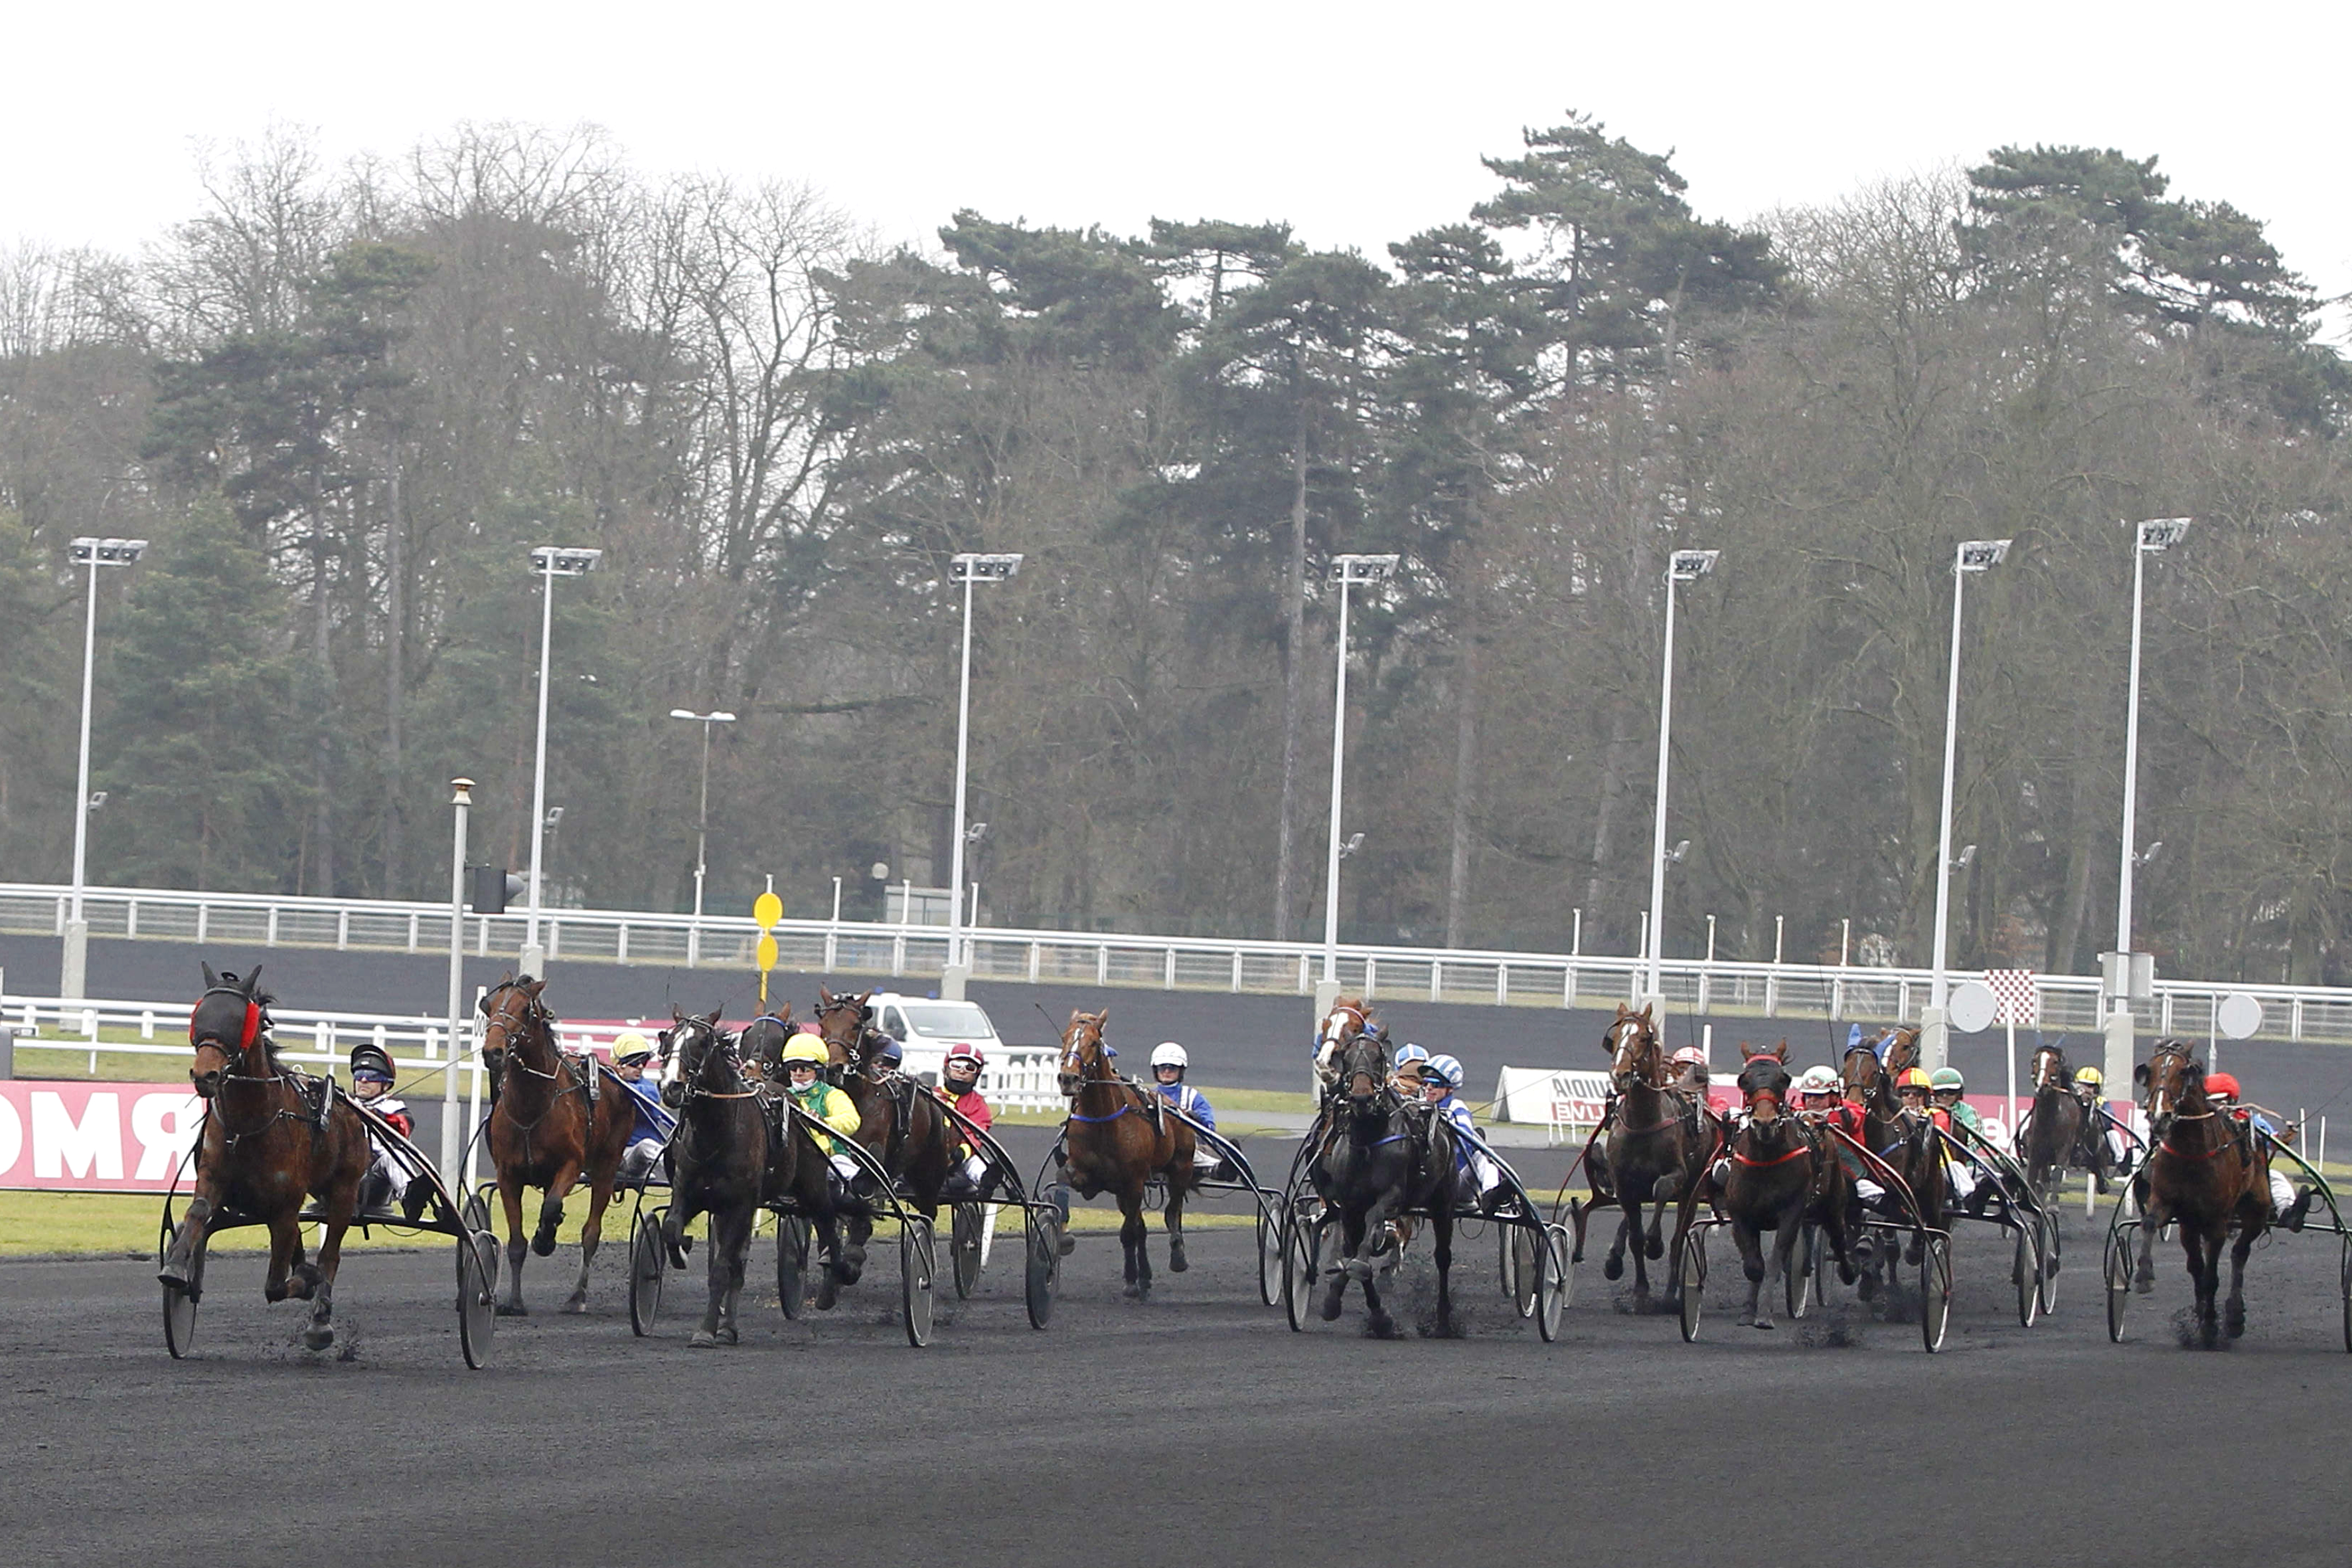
[[0, 1081, 204, 1192]]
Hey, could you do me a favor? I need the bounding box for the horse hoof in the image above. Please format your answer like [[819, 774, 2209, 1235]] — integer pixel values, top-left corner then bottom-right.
[[2226, 1303, 2246, 1339], [1603, 1255, 1624, 1281], [1058, 1234, 1077, 1257], [1168, 1249, 1188, 1274], [1320, 1288, 1346, 1322], [1857, 1276, 1877, 1302], [302, 1324, 335, 1351], [560, 1297, 588, 1315], [1737, 1308, 1757, 1328], [1752, 1319, 1776, 1332], [531, 1233, 558, 1259], [688, 1330, 718, 1349], [1645, 1237, 1664, 1261], [816, 1279, 839, 1312], [716, 1324, 739, 1345], [496, 1303, 528, 1318], [2135, 1278, 2154, 1296]]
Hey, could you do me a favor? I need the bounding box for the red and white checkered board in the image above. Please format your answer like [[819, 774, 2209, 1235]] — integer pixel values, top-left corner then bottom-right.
[[1984, 969, 2038, 1026]]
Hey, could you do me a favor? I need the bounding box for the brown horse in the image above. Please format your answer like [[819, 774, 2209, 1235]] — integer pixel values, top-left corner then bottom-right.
[[1688, 1042, 1850, 1330], [159, 966, 372, 1350], [2134, 1040, 2270, 1348], [1595, 1003, 1705, 1304], [1837, 1029, 1944, 1305], [811, 986, 955, 1222], [1055, 1009, 1198, 1297], [481, 977, 634, 1315], [2020, 1042, 2092, 1200], [1313, 995, 1375, 1089]]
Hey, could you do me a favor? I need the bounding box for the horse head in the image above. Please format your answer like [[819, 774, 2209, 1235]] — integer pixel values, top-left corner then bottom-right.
[[813, 987, 874, 1082], [740, 1012, 793, 1079], [660, 1006, 732, 1105], [1879, 1028, 1920, 1079], [480, 975, 553, 1065], [187, 964, 272, 1098], [1334, 1031, 1389, 1107], [2136, 1040, 2204, 1132], [1603, 1003, 1663, 1093], [1057, 1010, 1112, 1097], [1840, 1039, 1887, 1113], [1739, 1047, 1792, 1125], [2031, 1042, 2070, 1092]]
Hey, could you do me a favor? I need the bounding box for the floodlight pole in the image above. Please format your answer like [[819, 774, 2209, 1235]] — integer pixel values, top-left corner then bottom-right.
[[1321, 554, 1398, 991], [62, 537, 147, 999], [442, 778, 473, 1178], [520, 546, 599, 978], [1642, 549, 1717, 1012], [1924, 538, 2008, 1071], [2106, 518, 2188, 1093], [945, 552, 1021, 1000]]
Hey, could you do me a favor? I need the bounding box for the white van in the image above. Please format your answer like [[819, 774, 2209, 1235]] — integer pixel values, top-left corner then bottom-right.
[[864, 993, 1006, 1083]]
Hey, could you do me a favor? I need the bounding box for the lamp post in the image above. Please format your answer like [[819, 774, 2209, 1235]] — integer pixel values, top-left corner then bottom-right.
[[1922, 537, 2010, 1071], [520, 545, 600, 978], [2105, 517, 2189, 1093], [1641, 548, 1717, 1011], [61, 536, 147, 1000], [668, 708, 736, 959], [945, 552, 1022, 1000], [1320, 553, 1399, 996], [441, 777, 473, 1179]]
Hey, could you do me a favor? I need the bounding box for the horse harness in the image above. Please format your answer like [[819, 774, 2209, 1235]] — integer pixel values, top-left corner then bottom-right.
[[191, 984, 335, 1161]]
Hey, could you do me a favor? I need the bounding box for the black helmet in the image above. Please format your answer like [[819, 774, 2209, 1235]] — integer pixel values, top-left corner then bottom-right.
[[350, 1042, 395, 1085]]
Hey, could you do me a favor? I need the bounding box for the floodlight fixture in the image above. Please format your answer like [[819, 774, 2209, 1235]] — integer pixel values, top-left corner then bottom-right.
[[950, 552, 1024, 582], [1330, 552, 1400, 584], [1956, 539, 2011, 574], [69, 536, 148, 566], [529, 546, 603, 576], [1666, 549, 1719, 584], [2136, 517, 2191, 552]]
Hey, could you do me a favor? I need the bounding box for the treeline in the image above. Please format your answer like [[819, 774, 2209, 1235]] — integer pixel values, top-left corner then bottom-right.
[[1, 119, 2347, 983]]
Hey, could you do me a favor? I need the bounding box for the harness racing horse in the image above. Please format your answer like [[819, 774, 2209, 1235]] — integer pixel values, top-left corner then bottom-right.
[[481, 977, 634, 1316], [1838, 1028, 1942, 1306], [738, 1011, 860, 1308], [1055, 1010, 1198, 1298], [2021, 1042, 2092, 1201], [1310, 1030, 1458, 1336], [2134, 1041, 2270, 1348], [656, 1008, 773, 1348], [1696, 1043, 1847, 1330], [812, 987, 955, 1226], [159, 967, 372, 1350], [1595, 1003, 1705, 1304], [1312, 995, 1375, 1091]]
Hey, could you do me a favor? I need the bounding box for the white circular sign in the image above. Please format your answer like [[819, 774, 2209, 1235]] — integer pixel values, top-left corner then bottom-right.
[[1948, 980, 1998, 1034], [2217, 992, 2264, 1042]]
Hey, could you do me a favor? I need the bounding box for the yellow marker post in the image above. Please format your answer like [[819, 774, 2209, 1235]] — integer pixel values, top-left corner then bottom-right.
[[753, 893, 783, 1008]]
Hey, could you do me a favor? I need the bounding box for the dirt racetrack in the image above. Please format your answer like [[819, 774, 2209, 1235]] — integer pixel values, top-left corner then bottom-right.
[[5, 1126, 2349, 1568]]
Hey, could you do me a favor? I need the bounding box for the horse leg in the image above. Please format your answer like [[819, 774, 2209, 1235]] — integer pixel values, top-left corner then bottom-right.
[[1732, 1219, 1766, 1328], [1121, 1184, 1152, 1299], [262, 1211, 305, 1304], [692, 1203, 751, 1348], [564, 1172, 615, 1314], [2136, 1189, 2164, 1294], [534, 1158, 580, 1257], [2225, 1221, 2255, 1341], [159, 1180, 218, 1290], [300, 1178, 358, 1350], [1753, 1200, 1804, 1332], [1163, 1180, 1189, 1275], [497, 1176, 532, 1315], [813, 1190, 848, 1312], [1603, 1192, 1632, 1281], [1322, 1211, 1365, 1322], [1432, 1206, 1456, 1338]]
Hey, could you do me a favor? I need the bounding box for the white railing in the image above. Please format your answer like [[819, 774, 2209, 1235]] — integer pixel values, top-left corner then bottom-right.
[[5, 880, 2350, 1044], [0, 987, 1067, 1112]]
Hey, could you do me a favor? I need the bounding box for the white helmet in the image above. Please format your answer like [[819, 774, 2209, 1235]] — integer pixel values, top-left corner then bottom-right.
[[1394, 1043, 1430, 1067], [1797, 1065, 1839, 1096], [1150, 1042, 1188, 1070], [1425, 1054, 1464, 1091]]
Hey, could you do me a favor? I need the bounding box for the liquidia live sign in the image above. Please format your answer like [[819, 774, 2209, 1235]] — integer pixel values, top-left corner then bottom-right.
[[0, 1082, 203, 1190]]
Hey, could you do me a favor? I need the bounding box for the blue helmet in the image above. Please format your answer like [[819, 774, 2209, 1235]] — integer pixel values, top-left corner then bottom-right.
[[870, 1034, 904, 1068], [1394, 1043, 1430, 1067], [1425, 1054, 1464, 1091]]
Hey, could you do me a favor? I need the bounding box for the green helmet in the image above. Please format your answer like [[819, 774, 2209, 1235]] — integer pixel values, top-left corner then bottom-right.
[[1930, 1066, 1964, 1092]]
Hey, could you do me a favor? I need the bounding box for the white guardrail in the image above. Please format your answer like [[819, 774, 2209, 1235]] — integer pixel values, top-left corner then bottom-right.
[[5, 880, 2351, 1044], [0, 989, 1068, 1113]]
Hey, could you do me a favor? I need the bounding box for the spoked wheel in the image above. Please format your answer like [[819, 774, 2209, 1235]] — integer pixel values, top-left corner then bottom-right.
[[1919, 1233, 1952, 1352], [1282, 1200, 1323, 1332], [1256, 1195, 1286, 1308], [2037, 1210, 2061, 1314], [2012, 1219, 2042, 1328], [1512, 1223, 1541, 1319], [1535, 1225, 1569, 1342], [159, 1212, 201, 1360], [628, 1210, 665, 1336], [2339, 1234, 2350, 1354], [951, 1203, 983, 1299], [1787, 1223, 1814, 1320], [776, 1215, 810, 1322], [457, 1227, 497, 1368], [1678, 1227, 1707, 1343], [1024, 1206, 1058, 1330], [2104, 1226, 2133, 1343], [461, 1186, 493, 1237], [901, 1215, 936, 1348], [1813, 1218, 1834, 1303]]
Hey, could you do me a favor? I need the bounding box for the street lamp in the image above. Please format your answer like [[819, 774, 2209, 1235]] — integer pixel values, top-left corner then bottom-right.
[[1642, 548, 1717, 1008], [1322, 552, 1399, 988], [1924, 536, 2009, 1071], [61, 536, 147, 1000], [520, 545, 600, 977], [667, 709, 738, 948], [442, 777, 475, 1179], [2106, 517, 2189, 1089], [945, 552, 1022, 997]]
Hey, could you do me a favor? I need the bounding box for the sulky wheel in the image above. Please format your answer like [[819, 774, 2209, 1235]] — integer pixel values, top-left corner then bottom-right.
[[1024, 1206, 1058, 1330], [457, 1227, 497, 1368], [1919, 1233, 1952, 1353], [1282, 1201, 1322, 1333], [2340, 1235, 2351, 1355], [1678, 1229, 1707, 1343], [2012, 1219, 2042, 1329], [1786, 1223, 1814, 1320], [2037, 1209, 2061, 1315], [1535, 1225, 1569, 1343], [776, 1215, 810, 1322], [1512, 1223, 1541, 1318], [628, 1210, 665, 1336], [1256, 1194, 1286, 1308], [951, 1203, 983, 1299], [160, 1210, 202, 1360], [901, 1215, 936, 1348], [2104, 1227, 2132, 1343]]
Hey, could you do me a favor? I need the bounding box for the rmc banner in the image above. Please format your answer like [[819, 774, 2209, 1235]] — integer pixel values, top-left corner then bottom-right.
[[0, 1081, 204, 1191]]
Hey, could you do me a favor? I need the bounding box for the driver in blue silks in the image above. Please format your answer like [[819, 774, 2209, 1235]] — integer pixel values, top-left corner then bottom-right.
[[1421, 1054, 1510, 1214], [610, 1032, 676, 1185], [1150, 1042, 1225, 1177]]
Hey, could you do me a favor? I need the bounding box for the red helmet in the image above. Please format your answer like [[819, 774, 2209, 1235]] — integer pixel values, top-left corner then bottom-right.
[[1672, 1048, 1707, 1068], [2205, 1071, 2240, 1100], [945, 1043, 986, 1071]]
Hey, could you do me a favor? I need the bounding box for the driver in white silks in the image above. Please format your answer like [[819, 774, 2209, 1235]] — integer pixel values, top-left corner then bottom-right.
[[1419, 1054, 1510, 1214]]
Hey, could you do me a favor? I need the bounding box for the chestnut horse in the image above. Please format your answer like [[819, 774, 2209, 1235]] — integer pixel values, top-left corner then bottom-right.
[[1595, 1003, 1705, 1303], [159, 966, 372, 1350], [481, 977, 634, 1315], [1055, 1009, 1198, 1297], [2134, 1040, 2270, 1348], [1312, 995, 1376, 1090]]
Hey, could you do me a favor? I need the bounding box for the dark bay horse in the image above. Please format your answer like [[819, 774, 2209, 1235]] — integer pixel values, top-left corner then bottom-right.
[[159, 967, 372, 1350], [481, 977, 634, 1315], [1595, 1003, 1705, 1303], [1313, 995, 1376, 1091], [1838, 1028, 1943, 1304], [738, 1011, 859, 1309], [812, 987, 955, 1223], [1695, 1043, 1851, 1330], [1310, 1031, 1457, 1335], [2134, 1041, 2269, 1348], [656, 1008, 772, 1348], [1056, 1009, 1198, 1298], [2021, 1042, 2092, 1200]]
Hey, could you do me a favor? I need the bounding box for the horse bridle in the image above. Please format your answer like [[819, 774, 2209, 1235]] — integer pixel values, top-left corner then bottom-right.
[[671, 1016, 757, 1105], [1605, 1014, 1668, 1093], [189, 984, 305, 1146]]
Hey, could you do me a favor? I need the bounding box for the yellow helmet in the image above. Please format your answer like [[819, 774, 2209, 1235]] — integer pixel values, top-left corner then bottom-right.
[[1897, 1067, 1933, 1091], [611, 1031, 653, 1066], [781, 1033, 830, 1067], [2073, 1065, 2104, 1088]]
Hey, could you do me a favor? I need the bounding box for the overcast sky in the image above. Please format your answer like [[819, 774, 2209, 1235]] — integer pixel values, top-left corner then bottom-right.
[[8, 1, 2347, 330]]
